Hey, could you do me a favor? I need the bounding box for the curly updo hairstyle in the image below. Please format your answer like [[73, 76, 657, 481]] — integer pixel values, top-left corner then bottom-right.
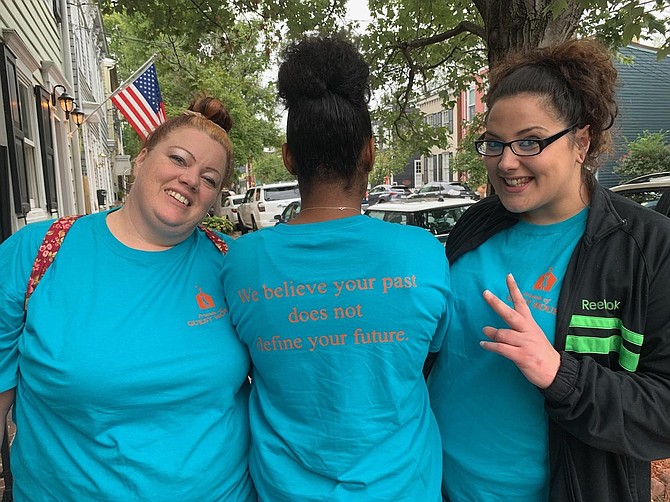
[[486, 38, 619, 192], [277, 35, 373, 194], [143, 95, 234, 179]]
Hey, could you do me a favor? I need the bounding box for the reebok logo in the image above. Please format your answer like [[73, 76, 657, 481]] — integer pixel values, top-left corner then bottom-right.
[[533, 267, 557, 292], [581, 298, 621, 311]]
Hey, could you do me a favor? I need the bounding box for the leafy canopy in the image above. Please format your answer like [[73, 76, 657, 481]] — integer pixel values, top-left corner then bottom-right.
[[253, 150, 296, 185], [102, 0, 670, 184], [103, 5, 283, 187]]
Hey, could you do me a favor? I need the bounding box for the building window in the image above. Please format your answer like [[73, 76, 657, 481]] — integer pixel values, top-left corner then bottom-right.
[[444, 109, 454, 133], [467, 87, 476, 121], [18, 80, 44, 212], [414, 159, 422, 187], [52, 0, 63, 23]]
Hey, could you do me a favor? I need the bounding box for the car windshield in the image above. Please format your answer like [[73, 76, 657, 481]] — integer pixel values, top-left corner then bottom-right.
[[417, 206, 469, 234], [264, 186, 300, 201], [619, 190, 664, 207]]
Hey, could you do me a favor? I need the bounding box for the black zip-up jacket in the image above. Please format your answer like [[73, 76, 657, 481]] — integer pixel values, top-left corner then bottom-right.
[[445, 183, 670, 502]]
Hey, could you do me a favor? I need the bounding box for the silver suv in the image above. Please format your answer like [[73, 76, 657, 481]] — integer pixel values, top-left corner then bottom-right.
[[410, 181, 477, 199], [238, 181, 301, 232]]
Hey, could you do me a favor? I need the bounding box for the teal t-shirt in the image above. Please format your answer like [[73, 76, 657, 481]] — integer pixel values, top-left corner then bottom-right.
[[221, 215, 452, 501], [428, 208, 587, 501], [0, 212, 254, 501]]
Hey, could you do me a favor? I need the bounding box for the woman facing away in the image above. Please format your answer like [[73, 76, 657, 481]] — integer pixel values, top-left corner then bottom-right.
[[0, 96, 255, 500], [221, 35, 452, 501], [427, 39, 670, 501]]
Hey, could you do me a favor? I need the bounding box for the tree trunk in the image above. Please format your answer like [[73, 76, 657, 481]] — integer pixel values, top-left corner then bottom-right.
[[479, 0, 585, 70]]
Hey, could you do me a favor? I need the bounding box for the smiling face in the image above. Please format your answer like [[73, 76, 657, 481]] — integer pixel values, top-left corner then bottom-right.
[[484, 94, 591, 225], [130, 126, 227, 241]]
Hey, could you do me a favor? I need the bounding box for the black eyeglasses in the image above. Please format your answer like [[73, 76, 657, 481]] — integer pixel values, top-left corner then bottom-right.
[[474, 125, 577, 157]]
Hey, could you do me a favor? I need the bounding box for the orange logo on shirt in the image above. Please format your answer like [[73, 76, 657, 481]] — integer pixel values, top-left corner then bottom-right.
[[533, 267, 557, 292], [196, 288, 215, 310]]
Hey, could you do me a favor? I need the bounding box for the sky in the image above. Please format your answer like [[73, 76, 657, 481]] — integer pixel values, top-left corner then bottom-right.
[[345, 0, 372, 27]]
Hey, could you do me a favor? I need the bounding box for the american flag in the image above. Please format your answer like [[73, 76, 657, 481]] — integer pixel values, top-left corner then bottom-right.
[[111, 63, 167, 139]]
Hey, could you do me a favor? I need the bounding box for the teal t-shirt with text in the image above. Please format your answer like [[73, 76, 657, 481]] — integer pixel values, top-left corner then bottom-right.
[[222, 215, 452, 501]]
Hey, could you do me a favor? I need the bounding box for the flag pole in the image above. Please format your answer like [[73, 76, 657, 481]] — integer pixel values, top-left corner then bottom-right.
[[68, 55, 157, 135]]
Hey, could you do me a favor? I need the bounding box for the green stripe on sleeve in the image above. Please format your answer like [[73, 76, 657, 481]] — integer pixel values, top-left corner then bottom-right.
[[566, 316, 643, 372], [569, 315, 643, 346]]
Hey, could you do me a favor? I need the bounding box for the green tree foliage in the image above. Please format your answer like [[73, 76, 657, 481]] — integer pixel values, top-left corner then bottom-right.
[[614, 130, 670, 180], [102, 0, 670, 183], [453, 114, 487, 188], [359, 0, 669, 153], [101, 0, 353, 43], [370, 146, 415, 186], [103, 8, 282, 188], [370, 104, 428, 183], [252, 150, 296, 185]]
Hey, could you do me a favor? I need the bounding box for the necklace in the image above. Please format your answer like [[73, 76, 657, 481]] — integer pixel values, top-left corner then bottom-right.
[[299, 206, 360, 213]]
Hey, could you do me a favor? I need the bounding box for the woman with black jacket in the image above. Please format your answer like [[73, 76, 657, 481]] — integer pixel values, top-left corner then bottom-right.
[[427, 38, 670, 501]]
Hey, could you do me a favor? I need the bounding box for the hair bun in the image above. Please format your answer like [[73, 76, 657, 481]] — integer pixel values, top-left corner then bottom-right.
[[189, 95, 233, 133], [278, 36, 370, 107]]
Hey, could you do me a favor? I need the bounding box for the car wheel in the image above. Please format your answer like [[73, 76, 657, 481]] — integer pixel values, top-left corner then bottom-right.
[[251, 216, 258, 231], [379, 197, 386, 203], [238, 215, 248, 234]]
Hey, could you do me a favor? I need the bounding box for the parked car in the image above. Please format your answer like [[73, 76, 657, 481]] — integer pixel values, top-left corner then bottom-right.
[[221, 194, 245, 229], [364, 198, 476, 244], [366, 184, 412, 205], [410, 181, 477, 200], [610, 172, 670, 217], [274, 200, 301, 225], [237, 181, 301, 232]]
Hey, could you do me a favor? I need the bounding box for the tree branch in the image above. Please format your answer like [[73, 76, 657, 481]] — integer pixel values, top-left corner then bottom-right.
[[399, 20, 486, 50]]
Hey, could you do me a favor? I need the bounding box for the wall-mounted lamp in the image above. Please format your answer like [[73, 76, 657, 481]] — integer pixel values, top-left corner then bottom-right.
[[51, 85, 86, 126], [51, 84, 75, 115], [70, 104, 85, 126]]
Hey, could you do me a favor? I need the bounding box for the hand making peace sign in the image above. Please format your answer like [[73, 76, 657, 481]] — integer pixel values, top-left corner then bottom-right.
[[480, 273, 562, 390]]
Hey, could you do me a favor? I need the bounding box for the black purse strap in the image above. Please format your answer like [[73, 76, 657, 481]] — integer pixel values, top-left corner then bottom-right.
[[1, 421, 13, 502]]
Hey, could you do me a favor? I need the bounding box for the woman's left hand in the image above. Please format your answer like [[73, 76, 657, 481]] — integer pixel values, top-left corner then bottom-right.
[[481, 273, 561, 389]]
